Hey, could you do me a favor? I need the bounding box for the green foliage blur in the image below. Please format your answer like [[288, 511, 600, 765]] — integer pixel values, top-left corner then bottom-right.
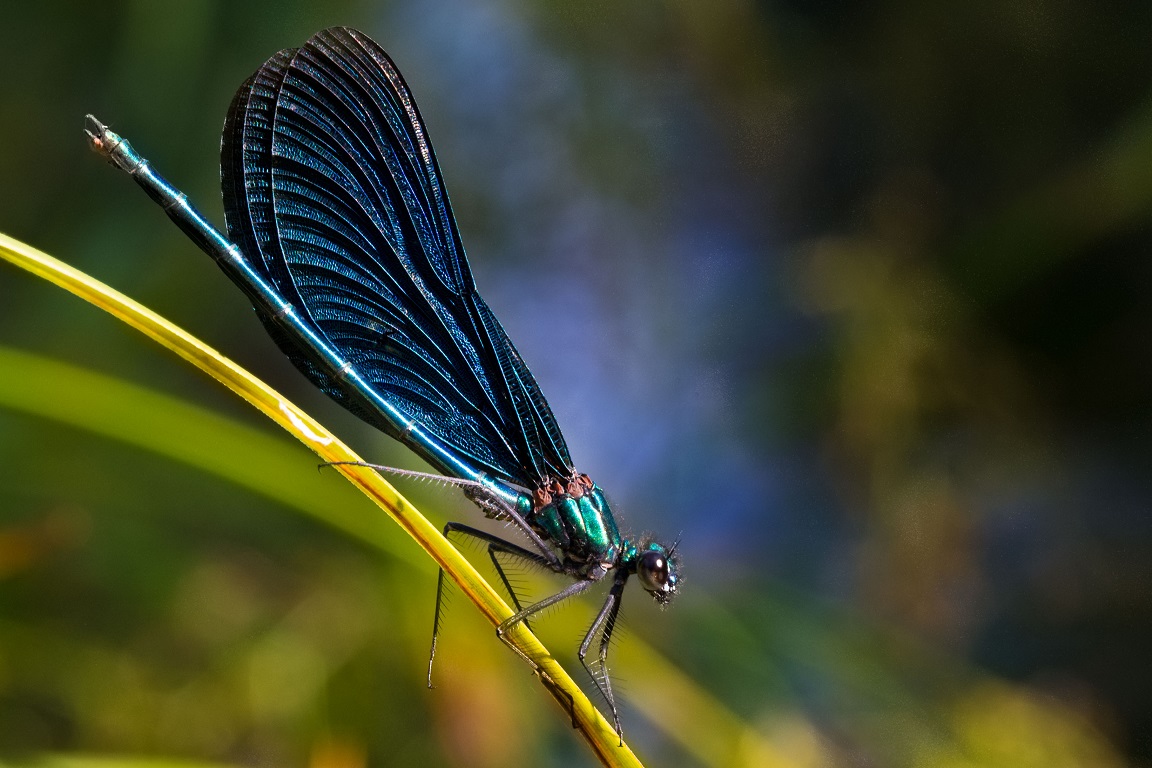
[[2, 1, 1150, 767]]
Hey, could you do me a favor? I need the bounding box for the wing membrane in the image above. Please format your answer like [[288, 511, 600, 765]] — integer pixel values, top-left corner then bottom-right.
[[221, 27, 573, 489]]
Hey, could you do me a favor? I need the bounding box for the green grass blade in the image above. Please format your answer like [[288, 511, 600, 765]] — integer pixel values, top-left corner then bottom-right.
[[0, 755, 239, 768], [0, 344, 798, 768]]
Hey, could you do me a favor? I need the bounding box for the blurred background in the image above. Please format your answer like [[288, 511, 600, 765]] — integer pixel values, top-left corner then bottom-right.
[[1, 1, 1150, 766]]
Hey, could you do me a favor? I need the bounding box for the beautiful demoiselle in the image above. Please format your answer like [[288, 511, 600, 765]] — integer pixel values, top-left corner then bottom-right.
[[85, 26, 680, 738]]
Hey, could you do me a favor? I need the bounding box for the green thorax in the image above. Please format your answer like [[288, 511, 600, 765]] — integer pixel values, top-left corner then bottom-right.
[[529, 482, 623, 567]]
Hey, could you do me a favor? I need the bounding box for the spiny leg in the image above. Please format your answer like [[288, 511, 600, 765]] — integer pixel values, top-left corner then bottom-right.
[[444, 522, 559, 573], [466, 535, 584, 731], [475, 544, 594, 732], [488, 546, 533, 633], [427, 567, 450, 688], [461, 486, 560, 568], [495, 578, 596, 670], [597, 589, 625, 744], [429, 522, 561, 686], [323, 461, 561, 567], [596, 578, 625, 722], [579, 572, 628, 742]]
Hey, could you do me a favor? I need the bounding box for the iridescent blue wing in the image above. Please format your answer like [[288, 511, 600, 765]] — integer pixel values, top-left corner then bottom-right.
[[221, 27, 573, 490]]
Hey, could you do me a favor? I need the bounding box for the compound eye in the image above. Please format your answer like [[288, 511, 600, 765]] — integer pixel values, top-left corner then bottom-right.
[[637, 550, 669, 592]]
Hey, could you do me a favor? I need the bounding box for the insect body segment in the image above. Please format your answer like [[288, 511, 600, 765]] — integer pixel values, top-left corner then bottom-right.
[[532, 482, 623, 569]]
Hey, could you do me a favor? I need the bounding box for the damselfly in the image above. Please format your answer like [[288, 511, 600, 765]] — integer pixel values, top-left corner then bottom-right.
[[85, 26, 680, 738]]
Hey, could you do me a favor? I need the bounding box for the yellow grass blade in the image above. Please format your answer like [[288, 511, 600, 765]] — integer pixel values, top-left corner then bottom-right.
[[0, 231, 642, 768]]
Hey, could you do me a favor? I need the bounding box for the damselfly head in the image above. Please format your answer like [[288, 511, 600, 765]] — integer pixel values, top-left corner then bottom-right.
[[635, 541, 680, 606]]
